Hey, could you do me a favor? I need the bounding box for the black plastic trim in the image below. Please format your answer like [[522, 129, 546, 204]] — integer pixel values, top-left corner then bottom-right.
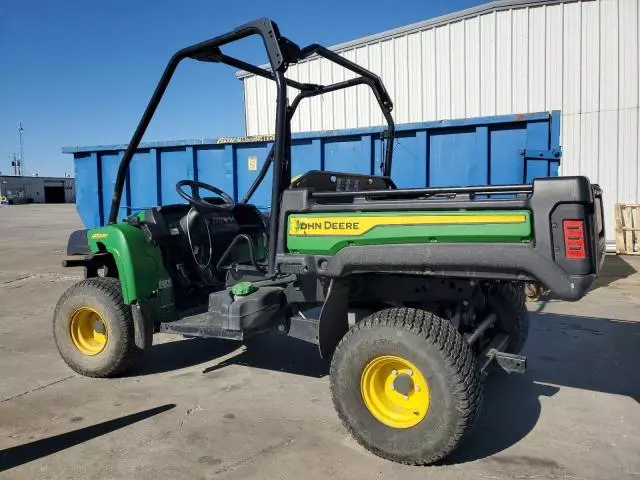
[[66, 229, 90, 255], [309, 183, 532, 198], [323, 243, 594, 301], [290, 170, 396, 191]]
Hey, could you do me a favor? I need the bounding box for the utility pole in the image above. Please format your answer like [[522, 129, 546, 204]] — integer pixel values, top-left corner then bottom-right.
[[18, 122, 24, 176]]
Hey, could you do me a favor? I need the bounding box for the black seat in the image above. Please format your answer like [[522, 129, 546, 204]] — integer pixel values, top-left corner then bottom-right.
[[143, 204, 190, 238]]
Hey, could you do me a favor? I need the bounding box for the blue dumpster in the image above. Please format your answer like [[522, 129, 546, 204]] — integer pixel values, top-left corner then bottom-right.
[[63, 111, 561, 228]]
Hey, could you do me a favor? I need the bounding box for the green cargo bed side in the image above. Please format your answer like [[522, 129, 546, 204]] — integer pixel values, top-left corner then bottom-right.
[[286, 210, 532, 255]]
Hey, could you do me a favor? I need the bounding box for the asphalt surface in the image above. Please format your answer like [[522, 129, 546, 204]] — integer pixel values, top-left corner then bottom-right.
[[0, 204, 639, 479]]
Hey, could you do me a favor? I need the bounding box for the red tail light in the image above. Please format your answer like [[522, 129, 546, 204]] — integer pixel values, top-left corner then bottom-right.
[[563, 220, 586, 259]]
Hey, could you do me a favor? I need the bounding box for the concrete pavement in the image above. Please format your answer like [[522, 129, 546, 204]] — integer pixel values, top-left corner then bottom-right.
[[1, 204, 639, 479]]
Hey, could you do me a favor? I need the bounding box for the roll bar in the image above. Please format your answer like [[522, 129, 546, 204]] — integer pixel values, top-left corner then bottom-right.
[[108, 18, 395, 275]]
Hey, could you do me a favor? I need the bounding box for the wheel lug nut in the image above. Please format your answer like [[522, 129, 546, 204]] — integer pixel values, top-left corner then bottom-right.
[[390, 384, 395, 390], [414, 385, 420, 392], [407, 369, 413, 376], [391, 370, 398, 375], [403, 395, 409, 400]]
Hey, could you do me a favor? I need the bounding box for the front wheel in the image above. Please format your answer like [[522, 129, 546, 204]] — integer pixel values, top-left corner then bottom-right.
[[330, 307, 482, 465], [53, 277, 141, 377]]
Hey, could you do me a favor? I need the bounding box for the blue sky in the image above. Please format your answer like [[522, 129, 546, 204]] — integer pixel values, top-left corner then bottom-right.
[[0, 0, 486, 177]]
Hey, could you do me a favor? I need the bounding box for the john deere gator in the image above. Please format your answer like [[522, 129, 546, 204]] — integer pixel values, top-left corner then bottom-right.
[[54, 18, 605, 465]]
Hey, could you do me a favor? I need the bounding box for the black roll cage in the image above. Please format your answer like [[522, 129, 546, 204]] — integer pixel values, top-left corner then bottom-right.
[[108, 18, 395, 275]]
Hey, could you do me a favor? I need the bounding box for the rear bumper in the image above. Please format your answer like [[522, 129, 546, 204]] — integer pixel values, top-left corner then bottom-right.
[[322, 243, 597, 301]]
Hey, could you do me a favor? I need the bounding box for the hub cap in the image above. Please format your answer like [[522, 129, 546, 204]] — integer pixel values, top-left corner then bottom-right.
[[360, 355, 430, 428], [70, 307, 108, 355]]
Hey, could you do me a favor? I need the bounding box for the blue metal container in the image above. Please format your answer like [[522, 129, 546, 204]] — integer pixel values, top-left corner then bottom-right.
[[63, 111, 561, 228]]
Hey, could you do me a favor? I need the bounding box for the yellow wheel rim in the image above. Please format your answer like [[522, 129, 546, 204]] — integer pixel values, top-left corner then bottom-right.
[[69, 307, 108, 356], [360, 355, 430, 428]]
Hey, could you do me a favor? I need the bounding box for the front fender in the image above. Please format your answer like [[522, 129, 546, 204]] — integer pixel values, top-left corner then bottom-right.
[[86, 224, 169, 304]]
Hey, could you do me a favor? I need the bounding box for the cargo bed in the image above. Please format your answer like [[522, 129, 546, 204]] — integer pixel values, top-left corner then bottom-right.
[[276, 174, 605, 301]]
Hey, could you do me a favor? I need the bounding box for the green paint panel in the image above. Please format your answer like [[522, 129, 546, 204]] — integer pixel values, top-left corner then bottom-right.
[[87, 223, 169, 304], [286, 210, 532, 255]]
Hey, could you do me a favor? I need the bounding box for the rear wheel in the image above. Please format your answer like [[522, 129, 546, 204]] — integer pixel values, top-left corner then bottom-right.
[[53, 277, 140, 377], [330, 307, 482, 465]]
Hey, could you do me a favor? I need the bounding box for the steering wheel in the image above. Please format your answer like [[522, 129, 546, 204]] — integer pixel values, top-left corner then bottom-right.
[[176, 180, 235, 211]]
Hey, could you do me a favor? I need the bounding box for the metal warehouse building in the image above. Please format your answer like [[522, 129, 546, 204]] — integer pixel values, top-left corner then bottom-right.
[[0, 175, 75, 204], [239, 0, 639, 246]]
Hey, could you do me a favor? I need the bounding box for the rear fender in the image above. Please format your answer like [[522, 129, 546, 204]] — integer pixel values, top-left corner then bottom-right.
[[318, 279, 349, 359]]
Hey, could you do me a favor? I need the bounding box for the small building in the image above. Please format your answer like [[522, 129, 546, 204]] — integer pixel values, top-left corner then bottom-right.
[[0, 175, 75, 204]]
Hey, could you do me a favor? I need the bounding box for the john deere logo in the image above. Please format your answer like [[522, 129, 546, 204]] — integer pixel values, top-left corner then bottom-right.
[[288, 213, 528, 237], [295, 220, 360, 231]]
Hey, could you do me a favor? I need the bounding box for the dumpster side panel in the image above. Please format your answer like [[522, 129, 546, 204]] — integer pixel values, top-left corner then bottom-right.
[[67, 111, 561, 228], [100, 152, 126, 223], [196, 146, 235, 201], [236, 144, 273, 210], [129, 150, 155, 216], [159, 148, 193, 206], [74, 152, 102, 227]]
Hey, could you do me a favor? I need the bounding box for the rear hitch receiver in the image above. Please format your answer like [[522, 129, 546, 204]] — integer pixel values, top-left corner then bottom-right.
[[488, 349, 527, 374]]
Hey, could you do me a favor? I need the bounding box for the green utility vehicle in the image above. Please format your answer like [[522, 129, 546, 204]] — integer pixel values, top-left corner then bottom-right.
[[55, 19, 605, 465]]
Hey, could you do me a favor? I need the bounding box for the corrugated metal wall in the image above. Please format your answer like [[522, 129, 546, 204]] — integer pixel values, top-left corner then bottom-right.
[[241, 0, 640, 245]]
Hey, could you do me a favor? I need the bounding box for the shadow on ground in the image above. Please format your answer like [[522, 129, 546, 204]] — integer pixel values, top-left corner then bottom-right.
[[592, 254, 637, 289], [202, 334, 329, 378], [526, 312, 640, 400], [0, 404, 175, 472], [139, 311, 640, 398], [132, 333, 328, 378], [132, 338, 240, 376], [450, 311, 640, 463], [447, 373, 558, 464], [127, 310, 639, 464]]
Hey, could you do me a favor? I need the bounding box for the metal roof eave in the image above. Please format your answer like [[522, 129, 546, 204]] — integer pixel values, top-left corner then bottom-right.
[[235, 0, 577, 79]]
